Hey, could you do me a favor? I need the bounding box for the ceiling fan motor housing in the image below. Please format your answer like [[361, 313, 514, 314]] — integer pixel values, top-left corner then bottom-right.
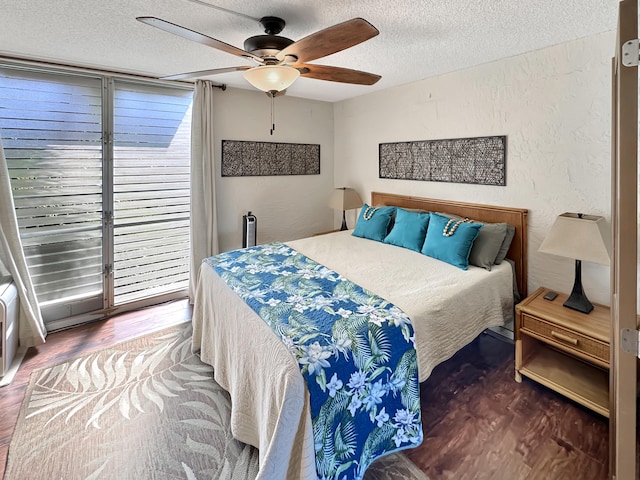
[[243, 16, 295, 59], [244, 34, 294, 58]]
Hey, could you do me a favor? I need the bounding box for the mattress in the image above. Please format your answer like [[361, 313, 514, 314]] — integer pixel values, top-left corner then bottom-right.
[[192, 230, 514, 479]]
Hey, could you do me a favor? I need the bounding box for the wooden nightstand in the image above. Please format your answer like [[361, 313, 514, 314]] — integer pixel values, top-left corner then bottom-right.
[[515, 287, 610, 417]]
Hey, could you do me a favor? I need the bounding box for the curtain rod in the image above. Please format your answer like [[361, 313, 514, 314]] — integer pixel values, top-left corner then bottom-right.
[[0, 55, 227, 91]]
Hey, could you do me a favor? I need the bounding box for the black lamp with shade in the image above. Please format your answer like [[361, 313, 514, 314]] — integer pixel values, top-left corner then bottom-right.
[[538, 212, 610, 314], [329, 187, 363, 231]]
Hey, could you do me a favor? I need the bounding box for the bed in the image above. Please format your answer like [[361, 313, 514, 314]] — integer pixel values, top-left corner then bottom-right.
[[192, 192, 528, 480]]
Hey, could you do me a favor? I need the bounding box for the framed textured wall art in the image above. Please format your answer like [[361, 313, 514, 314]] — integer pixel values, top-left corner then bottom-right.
[[379, 135, 506, 186], [221, 140, 320, 177]]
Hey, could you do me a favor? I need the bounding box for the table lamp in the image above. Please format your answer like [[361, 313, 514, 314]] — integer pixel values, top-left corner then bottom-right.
[[329, 187, 363, 230], [538, 212, 610, 314]]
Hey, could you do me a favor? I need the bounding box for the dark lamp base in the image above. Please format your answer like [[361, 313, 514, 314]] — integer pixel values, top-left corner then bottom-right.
[[563, 293, 594, 314], [340, 210, 348, 231], [563, 259, 594, 314]]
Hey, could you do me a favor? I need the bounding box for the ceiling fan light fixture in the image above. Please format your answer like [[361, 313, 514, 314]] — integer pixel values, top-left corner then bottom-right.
[[243, 65, 300, 93]]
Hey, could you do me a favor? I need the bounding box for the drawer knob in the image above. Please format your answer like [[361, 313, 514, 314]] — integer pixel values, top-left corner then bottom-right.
[[551, 330, 579, 346]]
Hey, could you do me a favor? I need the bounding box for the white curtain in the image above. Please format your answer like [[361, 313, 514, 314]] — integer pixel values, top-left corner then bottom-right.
[[189, 80, 219, 301], [0, 136, 46, 346]]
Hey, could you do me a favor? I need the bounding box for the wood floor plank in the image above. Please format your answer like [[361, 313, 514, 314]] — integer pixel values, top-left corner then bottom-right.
[[469, 448, 532, 480], [526, 437, 608, 480], [0, 303, 614, 480]]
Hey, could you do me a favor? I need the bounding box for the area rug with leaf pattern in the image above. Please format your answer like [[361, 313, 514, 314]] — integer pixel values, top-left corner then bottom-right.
[[4, 322, 428, 480]]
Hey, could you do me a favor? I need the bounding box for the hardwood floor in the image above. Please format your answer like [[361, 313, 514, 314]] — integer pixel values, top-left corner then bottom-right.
[[0, 300, 611, 480], [409, 332, 609, 480]]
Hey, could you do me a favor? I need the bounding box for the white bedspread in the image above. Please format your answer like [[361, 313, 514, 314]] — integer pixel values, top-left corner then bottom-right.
[[192, 230, 514, 480]]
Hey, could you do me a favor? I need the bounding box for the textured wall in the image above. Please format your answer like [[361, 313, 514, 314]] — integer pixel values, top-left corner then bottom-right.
[[333, 31, 616, 306], [212, 88, 334, 253]]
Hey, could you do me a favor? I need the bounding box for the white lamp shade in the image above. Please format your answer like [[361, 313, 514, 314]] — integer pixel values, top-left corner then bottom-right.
[[243, 65, 300, 93], [539, 213, 610, 265], [329, 187, 363, 211]]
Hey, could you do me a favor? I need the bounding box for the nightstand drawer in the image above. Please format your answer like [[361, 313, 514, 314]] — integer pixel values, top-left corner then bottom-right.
[[521, 313, 609, 366]]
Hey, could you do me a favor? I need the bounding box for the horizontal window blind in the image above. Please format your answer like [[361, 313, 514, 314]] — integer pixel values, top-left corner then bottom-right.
[[0, 68, 103, 307], [112, 82, 192, 305]]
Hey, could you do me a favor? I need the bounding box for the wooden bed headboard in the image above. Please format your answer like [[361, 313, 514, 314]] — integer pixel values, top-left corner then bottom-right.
[[371, 192, 529, 299]]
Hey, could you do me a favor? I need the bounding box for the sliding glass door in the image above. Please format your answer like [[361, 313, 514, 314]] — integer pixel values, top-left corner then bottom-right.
[[111, 81, 192, 306], [0, 65, 193, 326]]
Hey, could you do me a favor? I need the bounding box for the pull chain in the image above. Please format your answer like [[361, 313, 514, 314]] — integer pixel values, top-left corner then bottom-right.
[[269, 91, 276, 135]]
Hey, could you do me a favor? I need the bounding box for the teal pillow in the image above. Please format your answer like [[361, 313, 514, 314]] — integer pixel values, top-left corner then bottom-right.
[[383, 208, 430, 252], [352, 204, 395, 242], [421, 212, 482, 270]]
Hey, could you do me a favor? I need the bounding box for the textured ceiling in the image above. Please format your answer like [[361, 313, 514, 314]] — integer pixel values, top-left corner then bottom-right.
[[0, 0, 619, 102]]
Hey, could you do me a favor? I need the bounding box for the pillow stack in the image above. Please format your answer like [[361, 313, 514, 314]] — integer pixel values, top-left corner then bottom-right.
[[351, 205, 514, 270]]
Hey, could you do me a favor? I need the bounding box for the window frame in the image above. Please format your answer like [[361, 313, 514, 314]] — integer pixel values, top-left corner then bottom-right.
[[0, 58, 194, 331]]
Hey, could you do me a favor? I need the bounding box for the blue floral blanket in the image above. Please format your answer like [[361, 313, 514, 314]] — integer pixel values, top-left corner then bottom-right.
[[205, 242, 423, 480]]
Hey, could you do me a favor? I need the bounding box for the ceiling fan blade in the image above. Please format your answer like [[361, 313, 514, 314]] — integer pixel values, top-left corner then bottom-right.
[[137, 16, 263, 62], [276, 18, 379, 64], [161, 66, 251, 81], [298, 64, 381, 85]]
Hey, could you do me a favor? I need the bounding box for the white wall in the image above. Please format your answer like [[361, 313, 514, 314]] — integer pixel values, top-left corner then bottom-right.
[[333, 31, 616, 306], [212, 87, 335, 252]]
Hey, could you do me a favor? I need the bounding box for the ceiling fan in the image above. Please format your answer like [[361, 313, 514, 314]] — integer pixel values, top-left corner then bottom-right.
[[136, 15, 381, 95]]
